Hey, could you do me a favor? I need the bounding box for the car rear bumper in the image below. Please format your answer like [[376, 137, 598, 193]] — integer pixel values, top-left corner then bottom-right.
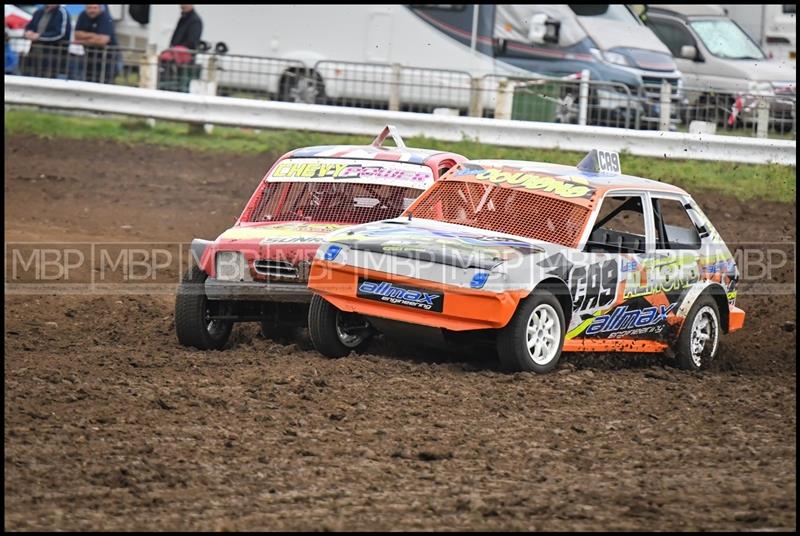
[[205, 278, 311, 302]]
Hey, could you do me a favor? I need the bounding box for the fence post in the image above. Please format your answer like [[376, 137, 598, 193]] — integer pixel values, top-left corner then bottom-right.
[[138, 43, 158, 90], [469, 76, 484, 118], [493, 79, 514, 120], [659, 81, 672, 131], [388, 63, 401, 112], [578, 69, 589, 126], [188, 54, 219, 135], [756, 97, 770, 139]]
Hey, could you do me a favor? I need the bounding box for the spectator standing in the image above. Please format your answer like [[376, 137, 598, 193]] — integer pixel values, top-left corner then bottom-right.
[[169, 5, 203, 51], [22, 4, 71, 78], [5, 30, 20, 74], [74, 4, 118, 83], [158, 5, 203, 92]]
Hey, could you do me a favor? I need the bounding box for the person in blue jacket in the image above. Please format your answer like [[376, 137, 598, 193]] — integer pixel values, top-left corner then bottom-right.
[[74, 4, 118, 83], [23, 4, 71, 78]]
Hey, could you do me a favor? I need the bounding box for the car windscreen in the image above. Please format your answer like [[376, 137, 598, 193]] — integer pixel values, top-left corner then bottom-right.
[[247, 158, 434, 224], [689, 19, 765, 60], [407, 179, 592, 248], [569, 4, 640, 24]]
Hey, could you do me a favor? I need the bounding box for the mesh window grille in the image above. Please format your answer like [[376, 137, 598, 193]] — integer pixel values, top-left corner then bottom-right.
[[406, 181, 591, 248]]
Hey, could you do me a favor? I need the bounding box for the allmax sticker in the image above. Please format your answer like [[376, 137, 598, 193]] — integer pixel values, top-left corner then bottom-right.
[[357, 278, 443, 312]]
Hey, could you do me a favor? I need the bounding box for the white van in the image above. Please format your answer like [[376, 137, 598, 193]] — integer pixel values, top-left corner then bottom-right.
[[723, 4, 796, 63]]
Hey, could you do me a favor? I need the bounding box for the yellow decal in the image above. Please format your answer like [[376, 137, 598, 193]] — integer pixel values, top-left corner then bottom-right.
[[472, 169, 594, 199], [219, 223, 346, 241]]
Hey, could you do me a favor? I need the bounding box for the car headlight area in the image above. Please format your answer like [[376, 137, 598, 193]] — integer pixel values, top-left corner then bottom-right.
[[215, 251, 251, 282]]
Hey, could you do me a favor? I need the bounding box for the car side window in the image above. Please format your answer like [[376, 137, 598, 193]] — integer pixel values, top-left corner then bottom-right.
[[647, 18, 696, 57], [586, 195, 647, 254], [652, 198, 702, 250]]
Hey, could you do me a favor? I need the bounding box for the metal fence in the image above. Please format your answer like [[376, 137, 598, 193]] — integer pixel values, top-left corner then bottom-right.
[[6, 37, 795, 138]]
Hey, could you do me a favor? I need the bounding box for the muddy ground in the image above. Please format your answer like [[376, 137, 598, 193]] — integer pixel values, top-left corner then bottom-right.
[[4, 134, 796, 531]]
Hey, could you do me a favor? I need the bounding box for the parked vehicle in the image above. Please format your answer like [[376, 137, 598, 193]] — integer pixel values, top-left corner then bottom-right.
[[97, 5, 679, 126], [175, 126, 466, 350], [644, 5, 796, 131], [308, 150, 744, 373], [723, 4, 796, 63]]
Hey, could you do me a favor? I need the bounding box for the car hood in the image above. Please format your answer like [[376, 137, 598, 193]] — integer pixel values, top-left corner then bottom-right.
[[217, 222, 350, 244], [579, 17, 672, 55], [732, 59, 796, 83], [327, 218, 545, 271]]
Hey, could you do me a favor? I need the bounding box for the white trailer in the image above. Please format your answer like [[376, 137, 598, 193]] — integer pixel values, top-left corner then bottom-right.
[[723, 4, 796, 63], [136, 4, 525, 110]]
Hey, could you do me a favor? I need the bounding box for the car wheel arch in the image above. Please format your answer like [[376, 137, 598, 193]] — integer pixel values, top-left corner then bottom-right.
[[676, 281, 731, 334], [530, 277, 573, 328]]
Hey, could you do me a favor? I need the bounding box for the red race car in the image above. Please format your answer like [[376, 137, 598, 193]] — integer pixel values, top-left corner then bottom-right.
[[175, 125, 466, 349]]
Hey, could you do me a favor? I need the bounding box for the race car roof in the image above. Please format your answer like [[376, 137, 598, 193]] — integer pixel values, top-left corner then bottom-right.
[[288, 145, 451, 165], [462, 159, 688, 196]]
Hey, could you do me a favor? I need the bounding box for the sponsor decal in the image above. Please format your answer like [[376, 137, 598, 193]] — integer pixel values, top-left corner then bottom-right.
[[324, 245, 342, 261], [621, 259, 638, 272], [570, 259, 618, 312], [260, 236, 321, 244], [623, 257, 699, 299], [221, 223, 345, 241], [463, 168, 595, 199], [586, 303, 676, 338], [357, 278, 443, 312], [271, 159, 430, 183], [470, 271, 490, 289]]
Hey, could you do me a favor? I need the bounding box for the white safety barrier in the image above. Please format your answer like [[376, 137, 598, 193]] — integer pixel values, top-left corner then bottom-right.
[[4, 75, 795, 166]]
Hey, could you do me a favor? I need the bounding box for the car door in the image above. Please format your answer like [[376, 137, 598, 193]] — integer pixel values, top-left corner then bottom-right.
[[568, 191, 653, 341], [642, 194, 707, 338], [646, 15, 704, 88]]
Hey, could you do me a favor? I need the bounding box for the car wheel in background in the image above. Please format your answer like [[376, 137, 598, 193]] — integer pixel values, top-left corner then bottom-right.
[[308, 294, 372, 358], [175, 266, 233, 350], [496, 289, 565, 373], [279, 69, 325, 104]]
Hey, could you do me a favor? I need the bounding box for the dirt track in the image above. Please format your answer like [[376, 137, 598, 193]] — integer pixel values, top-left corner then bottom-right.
[[4, 134, 796, 531]]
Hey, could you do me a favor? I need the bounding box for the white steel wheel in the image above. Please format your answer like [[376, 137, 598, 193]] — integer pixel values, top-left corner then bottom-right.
[[497, 289, 566, 374], [336, 311, 368, 348], [526, 304, 561, 365], [689, 305, 719, 368], [675, 295, 721, 371]]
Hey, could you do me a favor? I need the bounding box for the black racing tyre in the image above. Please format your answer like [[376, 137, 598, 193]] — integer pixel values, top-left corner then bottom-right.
[[308, 294, 371, 358], [260, 320, 275, 339], [175, 266, 232, 350], [674, 295, 721, 371], [279, 69, 325, 104], [496, 289, 566, 373]]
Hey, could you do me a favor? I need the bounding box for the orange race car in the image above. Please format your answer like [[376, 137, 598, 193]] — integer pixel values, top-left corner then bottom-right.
[[175, 126, 466, 350], [307, 150, 744, 373]]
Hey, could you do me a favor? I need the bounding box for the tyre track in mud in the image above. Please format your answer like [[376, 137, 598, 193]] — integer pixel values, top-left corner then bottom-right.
[[4, 135, 796, 530]]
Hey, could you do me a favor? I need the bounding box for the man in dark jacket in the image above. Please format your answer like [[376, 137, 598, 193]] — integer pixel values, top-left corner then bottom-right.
[[169, 5, 203, 51], [23, 4, 71, 78], [74, 4, 118, 83], [158, 5, 203, 92]]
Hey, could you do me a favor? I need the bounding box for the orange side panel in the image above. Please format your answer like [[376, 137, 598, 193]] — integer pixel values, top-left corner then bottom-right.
[[728, 306, 745, 333], [562, 338, 669, 353], [309, 260, 528, 331]]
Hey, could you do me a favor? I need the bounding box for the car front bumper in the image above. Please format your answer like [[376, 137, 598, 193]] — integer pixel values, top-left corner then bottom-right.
[[205, 278, 311, 302]]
